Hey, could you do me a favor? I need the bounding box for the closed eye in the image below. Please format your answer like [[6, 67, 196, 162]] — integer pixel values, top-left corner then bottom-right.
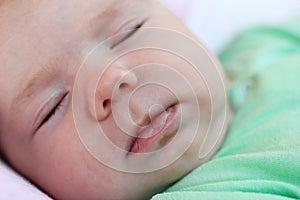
[[110, 20, 145, 49], [37, 92, 69, 130]]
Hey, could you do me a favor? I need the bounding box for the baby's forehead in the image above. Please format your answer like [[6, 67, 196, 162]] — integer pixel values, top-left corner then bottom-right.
[[0, 0, 142, 110], [1, 4, 121, 110]]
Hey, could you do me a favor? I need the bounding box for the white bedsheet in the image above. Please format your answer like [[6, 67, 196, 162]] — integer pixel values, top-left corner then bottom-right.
[[0, 161, 51, 200]]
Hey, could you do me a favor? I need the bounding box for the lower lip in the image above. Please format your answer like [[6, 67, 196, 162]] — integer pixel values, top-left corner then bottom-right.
[[129, 104, 179, 154]]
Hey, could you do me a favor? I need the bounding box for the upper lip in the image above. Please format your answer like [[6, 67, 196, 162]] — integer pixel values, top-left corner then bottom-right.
[[127, 102, 177, 152]]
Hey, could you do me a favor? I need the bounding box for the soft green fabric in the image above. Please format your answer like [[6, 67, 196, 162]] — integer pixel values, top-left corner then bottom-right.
[[152, 17, 300, 200]]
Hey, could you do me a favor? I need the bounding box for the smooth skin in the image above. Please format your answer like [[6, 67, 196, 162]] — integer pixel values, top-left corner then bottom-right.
[[0, 0, 230, 199]]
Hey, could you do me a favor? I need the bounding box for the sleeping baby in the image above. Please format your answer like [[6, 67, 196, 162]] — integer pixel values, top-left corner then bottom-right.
[[0, 0, 300, 200]]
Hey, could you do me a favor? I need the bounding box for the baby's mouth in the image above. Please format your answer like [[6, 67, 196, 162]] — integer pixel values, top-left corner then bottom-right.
[[128, 104, 180, 154]]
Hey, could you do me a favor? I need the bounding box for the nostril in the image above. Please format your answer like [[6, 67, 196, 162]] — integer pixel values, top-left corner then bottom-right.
[[119, 82, 129, 90], [118, 71, 138, 91], [97, 99, 112, 121], [103, 99, 111, 109]]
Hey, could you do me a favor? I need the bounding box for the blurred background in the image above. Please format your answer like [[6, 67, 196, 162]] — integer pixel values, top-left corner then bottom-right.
[[161, 0, 300, 52]]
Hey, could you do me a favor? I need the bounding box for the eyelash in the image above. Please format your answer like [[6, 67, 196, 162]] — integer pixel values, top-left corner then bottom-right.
[[110, 21, 144, 49], [36, 21, 145, 129], [39, 92, 69, 128]]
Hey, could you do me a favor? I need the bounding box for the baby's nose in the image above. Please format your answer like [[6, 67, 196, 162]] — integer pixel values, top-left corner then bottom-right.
[[95, 65, 137, 121]]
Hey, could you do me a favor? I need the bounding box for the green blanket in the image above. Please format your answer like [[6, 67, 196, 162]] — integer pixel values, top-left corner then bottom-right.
[[152, 17, 300, 200]]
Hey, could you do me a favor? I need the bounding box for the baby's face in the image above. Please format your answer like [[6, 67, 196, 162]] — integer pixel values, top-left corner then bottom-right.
[[0, 0, 229, 199]]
